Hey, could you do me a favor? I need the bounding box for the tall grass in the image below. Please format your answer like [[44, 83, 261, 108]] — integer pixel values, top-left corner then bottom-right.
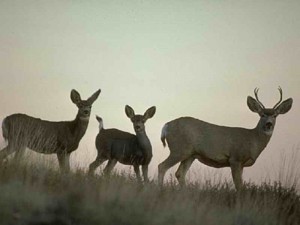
[[277, 147, 300, 189], [0, 130, 299, 225], [0, 158, 299, 225]]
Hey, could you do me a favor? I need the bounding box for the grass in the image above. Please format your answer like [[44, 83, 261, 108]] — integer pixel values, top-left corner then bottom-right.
[[0, 159, 299, 225]]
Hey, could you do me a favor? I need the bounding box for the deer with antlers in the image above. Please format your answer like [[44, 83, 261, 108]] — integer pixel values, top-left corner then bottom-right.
[[158, 87, 293, 190]]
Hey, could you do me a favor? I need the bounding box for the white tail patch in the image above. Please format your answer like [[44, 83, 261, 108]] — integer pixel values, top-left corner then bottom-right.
[[96, 115, 104, 131], [161, 123, 168, 147], [98, 119, 103, 131], [1, 118, 8, 141]]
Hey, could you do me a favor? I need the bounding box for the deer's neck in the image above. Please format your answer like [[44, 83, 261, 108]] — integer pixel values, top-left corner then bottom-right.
[[251, 121, 273, 159], [136, 131, 152, 163], [70, 114, 90, 140]]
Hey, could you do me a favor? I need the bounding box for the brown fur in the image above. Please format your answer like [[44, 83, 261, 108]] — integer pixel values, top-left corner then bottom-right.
[[0, 89, 101, 172], [158, 88, 293, 190]]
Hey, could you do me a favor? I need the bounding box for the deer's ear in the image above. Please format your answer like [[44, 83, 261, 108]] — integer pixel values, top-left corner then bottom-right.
[[275, 98, 293, 115], [125, 105, 135, 119], [144, 106, 156, 120], [71, 89, 81, 104], [247, 96, 263, 114], [87, 89, 101, 105]]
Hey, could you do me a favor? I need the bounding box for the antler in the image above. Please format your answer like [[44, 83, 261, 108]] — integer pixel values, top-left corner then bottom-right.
[[273, 86, 283, 109], [254, 88, 265, 109]]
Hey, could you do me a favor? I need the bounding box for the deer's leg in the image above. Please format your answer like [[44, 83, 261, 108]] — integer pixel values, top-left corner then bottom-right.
[[103, 159, 117, 175], [88, 155, 107, 175], [230, 160, 243, 191], [175, 157, 195, 186], [14, 147, 26, 162], [57, 152, 71, 173], [142, 164, 149, 183], [133, 164, 142, 181], [158, 154, 183, 186]]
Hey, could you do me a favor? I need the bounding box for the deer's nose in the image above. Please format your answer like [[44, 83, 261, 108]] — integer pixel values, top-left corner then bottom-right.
[[266, 122, 273, 129], [135, 125, 143, 131], [84, 110, 90, 115]]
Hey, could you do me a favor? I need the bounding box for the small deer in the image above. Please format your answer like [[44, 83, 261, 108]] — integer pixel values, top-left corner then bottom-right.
[[158, 87, 293, 190], [88, 105, 156, 182], [0, 89, 101, 172]]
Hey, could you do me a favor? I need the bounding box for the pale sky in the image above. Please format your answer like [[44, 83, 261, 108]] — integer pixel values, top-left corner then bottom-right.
[[0, 1, 299, 185]]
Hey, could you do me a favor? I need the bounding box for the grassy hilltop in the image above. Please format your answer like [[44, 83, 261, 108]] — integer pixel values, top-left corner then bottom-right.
[[0, 159, 299, 225]]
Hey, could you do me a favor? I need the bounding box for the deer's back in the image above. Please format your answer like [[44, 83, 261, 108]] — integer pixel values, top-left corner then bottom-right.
[[165, 117, 256, 163], [3, 113, 70, 153], [96, 129, 145, 165]]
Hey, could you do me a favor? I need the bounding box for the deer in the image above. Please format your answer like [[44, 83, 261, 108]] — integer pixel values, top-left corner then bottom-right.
[[0, 89, 101, 172], [158, 87, 293, 190], [88, 105, 156, 182]]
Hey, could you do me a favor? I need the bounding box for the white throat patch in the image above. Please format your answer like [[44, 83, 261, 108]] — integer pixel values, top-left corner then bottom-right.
[[80, 116, 90, 121], [264, 130, 273, 136]]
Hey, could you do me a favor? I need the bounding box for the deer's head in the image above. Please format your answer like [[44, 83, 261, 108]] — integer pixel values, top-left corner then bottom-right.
[[125, 105, 156, 133], [71, 89, 101, 119], [247, 87, 293, 135]]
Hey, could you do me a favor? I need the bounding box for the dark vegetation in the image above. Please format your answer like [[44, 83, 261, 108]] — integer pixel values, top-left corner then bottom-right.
[[0, 159, 299, 225]]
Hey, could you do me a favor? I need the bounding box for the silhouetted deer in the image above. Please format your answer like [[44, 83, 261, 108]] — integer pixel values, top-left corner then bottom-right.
[[89, 105, 156, 182], [158, 87, 293, 190], [0, 89, 101, 172]]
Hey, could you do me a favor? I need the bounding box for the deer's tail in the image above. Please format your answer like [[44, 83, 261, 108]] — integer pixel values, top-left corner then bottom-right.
[[2, 117, 8, 142], [96, 115, 104, 132], [161, 123, 168, 147]]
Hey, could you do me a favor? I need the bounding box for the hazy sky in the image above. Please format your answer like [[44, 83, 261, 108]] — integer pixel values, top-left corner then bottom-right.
[[0, 1, 299, 184]]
